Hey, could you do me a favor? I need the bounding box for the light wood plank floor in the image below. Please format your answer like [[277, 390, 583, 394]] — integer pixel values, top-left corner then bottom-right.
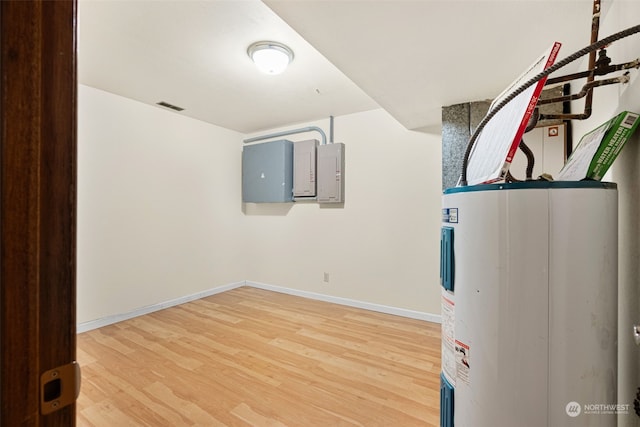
[[77, 287, 441, 426]]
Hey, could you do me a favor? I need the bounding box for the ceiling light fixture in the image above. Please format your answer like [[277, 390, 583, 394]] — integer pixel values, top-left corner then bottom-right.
[[247, 41, 294, 75]]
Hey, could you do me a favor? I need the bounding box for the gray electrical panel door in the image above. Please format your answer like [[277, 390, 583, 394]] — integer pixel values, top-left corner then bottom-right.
[[293, 139, 318, 197], [242, 140, 293, 203], [317, 143, 345, 203]]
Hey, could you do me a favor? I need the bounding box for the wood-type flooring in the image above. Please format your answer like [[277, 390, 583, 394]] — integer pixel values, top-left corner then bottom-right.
[[77, 286, 441, 426]]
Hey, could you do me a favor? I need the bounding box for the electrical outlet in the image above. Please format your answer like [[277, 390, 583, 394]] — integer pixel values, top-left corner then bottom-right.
[[323, 272, 330, 283]]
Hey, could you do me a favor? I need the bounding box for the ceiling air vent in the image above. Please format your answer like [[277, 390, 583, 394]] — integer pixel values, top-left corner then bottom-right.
[[156, 101, 184, 112]]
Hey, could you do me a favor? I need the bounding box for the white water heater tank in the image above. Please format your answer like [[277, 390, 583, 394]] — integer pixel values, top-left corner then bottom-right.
[[440, 181, 618, 427]]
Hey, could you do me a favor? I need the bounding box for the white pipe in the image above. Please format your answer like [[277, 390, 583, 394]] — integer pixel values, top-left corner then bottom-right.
[[243, 126, 327, 145], [330, 115, 334, 143]]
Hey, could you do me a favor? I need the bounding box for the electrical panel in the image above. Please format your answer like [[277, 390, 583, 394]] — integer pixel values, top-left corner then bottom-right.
[[317, 143, 345, 203], [293, 139, 318, 197], [242, 140, 293, 203]]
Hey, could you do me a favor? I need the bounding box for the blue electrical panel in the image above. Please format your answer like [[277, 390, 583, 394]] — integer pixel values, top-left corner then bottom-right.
[[440, 373, 455, 427], [440, 227, 455, 291], [242, 140, 294, 203]]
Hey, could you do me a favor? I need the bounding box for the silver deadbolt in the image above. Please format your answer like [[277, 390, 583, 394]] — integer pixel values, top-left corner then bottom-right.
[[633, 325, 640, 346]]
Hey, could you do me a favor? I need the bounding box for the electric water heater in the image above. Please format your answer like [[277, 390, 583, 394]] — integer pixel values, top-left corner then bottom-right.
[[440, 181, 618, 427]]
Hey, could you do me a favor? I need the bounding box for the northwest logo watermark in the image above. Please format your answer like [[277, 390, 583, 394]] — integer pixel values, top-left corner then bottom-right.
[[565, 402, 581, 417], [566, 401, 629, 417]]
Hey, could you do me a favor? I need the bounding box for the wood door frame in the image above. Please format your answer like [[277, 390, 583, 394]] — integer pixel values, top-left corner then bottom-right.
[[1, 1, 77, 425]]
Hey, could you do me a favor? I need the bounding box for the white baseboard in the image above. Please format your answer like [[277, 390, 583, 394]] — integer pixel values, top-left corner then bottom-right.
[[245, 281, 441, 324], [77, 280, 441, 333], [77, 281, 245, 333]]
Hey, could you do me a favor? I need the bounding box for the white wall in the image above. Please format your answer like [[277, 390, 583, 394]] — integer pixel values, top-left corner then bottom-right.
[[243, 110, 443, 315], [77, 0, 639, 420], [78, 88, 443, 325], [77, 85, 246, 324], [569, 2, 640, 424]]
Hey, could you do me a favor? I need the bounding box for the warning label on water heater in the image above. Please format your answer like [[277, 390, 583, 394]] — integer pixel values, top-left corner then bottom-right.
[[455, 340, 470, 386], [441, 292, 456, 384]]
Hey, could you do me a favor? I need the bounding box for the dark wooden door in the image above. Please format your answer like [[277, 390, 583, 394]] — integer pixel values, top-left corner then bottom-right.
[[1, 1, 77, 425]]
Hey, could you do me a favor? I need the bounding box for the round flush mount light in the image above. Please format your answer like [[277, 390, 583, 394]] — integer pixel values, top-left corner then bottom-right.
[[247, 41, 294, 75]]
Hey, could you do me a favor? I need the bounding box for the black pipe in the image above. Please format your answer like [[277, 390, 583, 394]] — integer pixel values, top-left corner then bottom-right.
[[460, 24, 640, 186]]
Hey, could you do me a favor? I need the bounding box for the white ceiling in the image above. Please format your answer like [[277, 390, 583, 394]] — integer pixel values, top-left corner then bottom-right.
[[79, 0, 605, 135]]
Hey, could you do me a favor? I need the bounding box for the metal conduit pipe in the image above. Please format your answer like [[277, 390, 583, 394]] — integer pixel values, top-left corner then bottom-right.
[[243, 125, 328, 145], [330, 115, 334, 143]]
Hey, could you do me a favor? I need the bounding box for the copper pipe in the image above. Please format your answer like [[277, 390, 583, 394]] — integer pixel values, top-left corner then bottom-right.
[[459, 23, 640, 185], [580, 0, 601, 120], [545, 58, 640, 85], [538, 74, 630, 105]]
